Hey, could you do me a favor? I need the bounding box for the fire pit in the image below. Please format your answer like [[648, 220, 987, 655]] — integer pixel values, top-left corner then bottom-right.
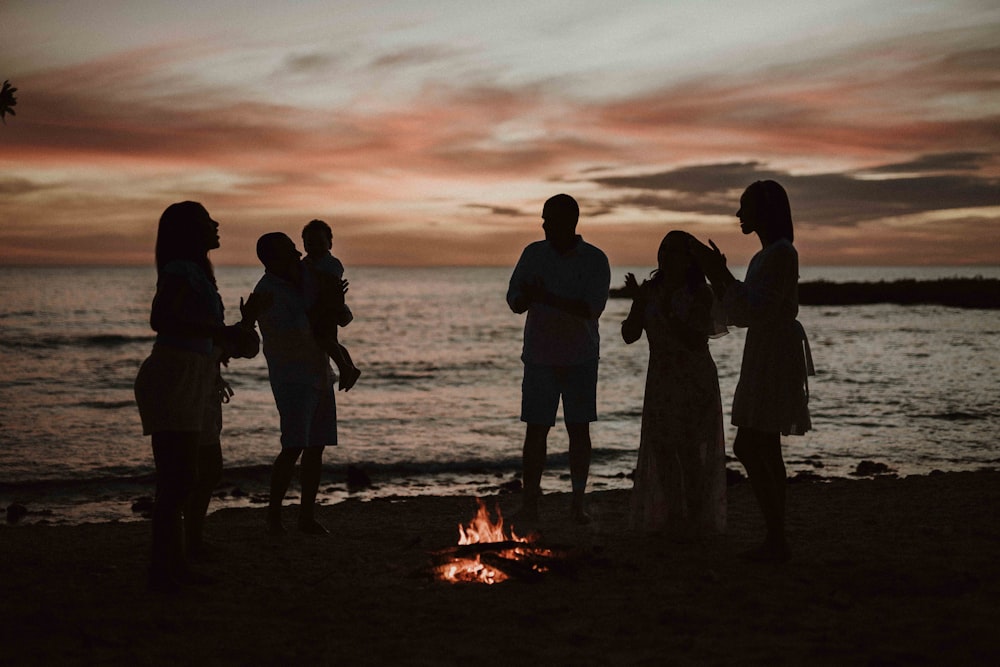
[[430, 498, 573, 584]]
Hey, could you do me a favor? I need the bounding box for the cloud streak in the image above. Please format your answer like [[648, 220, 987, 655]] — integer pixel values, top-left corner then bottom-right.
[[589, 156, 1000, 227], [1, 2, 998, 266]]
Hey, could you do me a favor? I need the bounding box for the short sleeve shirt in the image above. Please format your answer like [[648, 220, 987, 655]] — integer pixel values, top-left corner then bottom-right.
[[253, 272, 333, 388], [507, 236, 611, 366]]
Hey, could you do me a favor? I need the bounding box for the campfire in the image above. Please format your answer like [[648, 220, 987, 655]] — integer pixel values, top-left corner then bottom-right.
[[431, 498, 571, 584]]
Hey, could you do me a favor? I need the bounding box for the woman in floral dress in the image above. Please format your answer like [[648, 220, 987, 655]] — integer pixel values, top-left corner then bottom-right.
[[622, 231, 727, 536]]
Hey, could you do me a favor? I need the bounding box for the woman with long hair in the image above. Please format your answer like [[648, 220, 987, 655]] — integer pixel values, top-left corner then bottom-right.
[[134, 201, 260, 591], [622, 230, 728, 537], [691, 181, 814, 562]]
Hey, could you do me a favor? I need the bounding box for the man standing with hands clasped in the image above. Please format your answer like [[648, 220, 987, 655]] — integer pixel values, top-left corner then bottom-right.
[[507, 194, 611, 525]]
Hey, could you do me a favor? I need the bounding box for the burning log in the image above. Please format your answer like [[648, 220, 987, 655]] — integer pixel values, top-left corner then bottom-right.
[[433, 540, 533, 558], [479, 552, 547, 582], [427, 498, 576, 584]]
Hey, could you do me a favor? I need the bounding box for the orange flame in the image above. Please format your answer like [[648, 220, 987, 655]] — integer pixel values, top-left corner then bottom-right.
[[458, 498, 529, 545], [437, 498, 537, 585]]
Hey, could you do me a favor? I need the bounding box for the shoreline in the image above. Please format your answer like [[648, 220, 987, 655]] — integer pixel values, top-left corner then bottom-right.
[[4, 458, 985, 527], [2, 470, 998, 665]]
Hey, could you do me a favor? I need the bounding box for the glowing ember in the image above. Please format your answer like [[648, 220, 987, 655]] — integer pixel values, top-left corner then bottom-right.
[[434, 499, 561, 585]]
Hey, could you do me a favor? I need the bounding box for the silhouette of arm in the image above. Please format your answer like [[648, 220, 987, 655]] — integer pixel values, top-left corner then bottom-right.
[[620, 273, 646, 344], [507, 249, 532, 314], [725, 243, 797, 327], [533, 250, 611, 320], [585, 251, 612, 320], [621, 299, 645, 344], [527, 283, 595, 319]]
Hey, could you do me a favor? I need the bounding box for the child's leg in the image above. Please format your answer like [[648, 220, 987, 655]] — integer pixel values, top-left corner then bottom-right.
[[339, 342, 354, 368], [321, 332, 349, 374], [336, 341, 361, 391]]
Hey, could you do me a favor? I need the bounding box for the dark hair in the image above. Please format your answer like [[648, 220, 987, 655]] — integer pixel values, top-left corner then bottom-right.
[[745, 180, 794, 242], [256, 232, 293, 267], [542, 193, 579, 225], [302, 219, 333, 244], [650, 230, 706, 293], [155, 201, 215, 286]]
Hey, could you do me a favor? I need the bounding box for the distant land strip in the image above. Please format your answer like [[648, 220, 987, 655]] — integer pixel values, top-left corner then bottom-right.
[[609, 277, 1000, 309]]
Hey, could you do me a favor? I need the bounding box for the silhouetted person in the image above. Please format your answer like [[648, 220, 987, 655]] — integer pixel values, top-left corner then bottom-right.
[[253, 232, 337, 535], [622, 231, 727, 536], [134, 201, 260, 592], [690, 180, 815, 562], [301, 219, 361, 391], [507, 194, 611, 524]]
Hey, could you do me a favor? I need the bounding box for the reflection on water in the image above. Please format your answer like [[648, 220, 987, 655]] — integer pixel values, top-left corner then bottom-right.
[[1, 265, 998, 523]]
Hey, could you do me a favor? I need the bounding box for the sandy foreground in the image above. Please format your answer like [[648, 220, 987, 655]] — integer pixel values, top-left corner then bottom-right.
[[1, 470, 998, 666]]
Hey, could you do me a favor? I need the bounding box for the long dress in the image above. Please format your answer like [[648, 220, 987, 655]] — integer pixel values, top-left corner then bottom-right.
[[629, 281, 727, 535], [724, 238, 814, 436]]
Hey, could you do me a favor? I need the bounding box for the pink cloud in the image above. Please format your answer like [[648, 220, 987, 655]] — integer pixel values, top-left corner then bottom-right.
[[2, 26, 998, 267]]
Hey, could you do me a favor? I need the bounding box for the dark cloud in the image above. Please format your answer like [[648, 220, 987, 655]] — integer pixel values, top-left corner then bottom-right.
[[589, 156, 1000, 227], [465, 204, 523, 217], [369, 45, 462, 70], [0, 177, 52, 196], [596, 162, 776, 195], [281, 51, 344, 74], [861, 152, 994, 174]]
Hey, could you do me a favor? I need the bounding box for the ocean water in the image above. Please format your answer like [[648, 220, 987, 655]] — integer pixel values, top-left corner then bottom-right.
[[1, 264, 998, 524]]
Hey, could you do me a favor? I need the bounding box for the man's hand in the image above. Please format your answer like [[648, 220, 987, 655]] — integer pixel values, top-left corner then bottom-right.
[[521, 277, 546, 305]]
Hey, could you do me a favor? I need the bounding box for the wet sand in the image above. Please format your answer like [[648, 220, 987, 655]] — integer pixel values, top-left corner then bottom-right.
[[2, 470, 998, 665]]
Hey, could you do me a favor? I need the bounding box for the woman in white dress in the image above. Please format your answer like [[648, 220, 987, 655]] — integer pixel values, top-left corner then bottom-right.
[[134, 202, 260, 591], [622, 231, 727, 537], [691, 181, 814, 562]]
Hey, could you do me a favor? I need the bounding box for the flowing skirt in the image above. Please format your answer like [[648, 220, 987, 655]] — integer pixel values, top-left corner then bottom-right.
[[630, 344, 727, 535]]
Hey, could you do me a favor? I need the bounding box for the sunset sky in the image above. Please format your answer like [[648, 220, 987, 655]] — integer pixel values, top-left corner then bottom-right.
[[2, 0, 998, 267]]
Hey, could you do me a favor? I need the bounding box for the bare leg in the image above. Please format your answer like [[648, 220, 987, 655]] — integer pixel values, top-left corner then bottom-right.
[[760, 434, 787, 541], [150, 431, 199, 590], [323, 332, 360, 392], [517, 423, 550, 520], [734, 428, 789, 560], [267, 448, 302, 534], [185, 440, 222, 556], [298, 446, 328, 534], [337, 343, 361, 391], [566, 421, 592, 523]]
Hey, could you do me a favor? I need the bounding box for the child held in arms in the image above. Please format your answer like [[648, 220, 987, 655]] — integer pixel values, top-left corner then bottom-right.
[[301, 219, 361, 391]]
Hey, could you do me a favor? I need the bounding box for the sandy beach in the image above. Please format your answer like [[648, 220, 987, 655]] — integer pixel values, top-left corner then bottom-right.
[[2, 470, 998, 666]]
